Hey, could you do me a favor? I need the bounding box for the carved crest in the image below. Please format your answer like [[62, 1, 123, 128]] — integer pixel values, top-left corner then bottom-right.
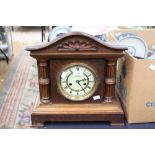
[[57, 40, 97, 51]]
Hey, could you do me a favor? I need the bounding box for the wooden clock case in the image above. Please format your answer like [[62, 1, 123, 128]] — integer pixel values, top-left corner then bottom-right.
[[26, 32, 127, 127]]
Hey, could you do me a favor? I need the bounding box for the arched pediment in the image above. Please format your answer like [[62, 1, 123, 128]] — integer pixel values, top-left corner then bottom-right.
[[26, 31, 127, 59]]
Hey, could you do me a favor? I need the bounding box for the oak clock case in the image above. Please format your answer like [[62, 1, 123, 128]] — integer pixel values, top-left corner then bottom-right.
[[26, 32, 127, 127]]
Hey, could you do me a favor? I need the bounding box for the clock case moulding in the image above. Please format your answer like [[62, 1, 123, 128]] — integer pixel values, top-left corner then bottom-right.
[[26, 31, 127, 127]]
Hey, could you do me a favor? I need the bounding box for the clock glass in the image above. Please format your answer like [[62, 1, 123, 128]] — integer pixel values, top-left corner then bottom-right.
[[58, 64, 97, 101]]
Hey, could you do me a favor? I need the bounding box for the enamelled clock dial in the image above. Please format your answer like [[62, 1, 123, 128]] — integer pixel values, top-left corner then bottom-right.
[[58, 64, 98, 101]]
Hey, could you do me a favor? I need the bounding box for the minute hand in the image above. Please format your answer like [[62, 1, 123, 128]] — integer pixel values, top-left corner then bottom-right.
[[76, 80, 86, 93], [78, 78, 86, 82]]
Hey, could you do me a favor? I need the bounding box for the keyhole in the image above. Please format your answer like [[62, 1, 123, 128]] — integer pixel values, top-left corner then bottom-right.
[[83, 83, 86, 86]]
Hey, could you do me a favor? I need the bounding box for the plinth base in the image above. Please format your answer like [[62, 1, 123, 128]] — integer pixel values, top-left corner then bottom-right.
[[31, 99, 124, 128]]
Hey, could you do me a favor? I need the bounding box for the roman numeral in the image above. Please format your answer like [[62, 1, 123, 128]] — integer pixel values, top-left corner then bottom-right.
[[69, 70, 73, 74], [64, 86, 68, 89], [87, 86, 91, 89], [83, 89, 86, 93], [89, 81, 94, 82], [76, 67, 79, 71]]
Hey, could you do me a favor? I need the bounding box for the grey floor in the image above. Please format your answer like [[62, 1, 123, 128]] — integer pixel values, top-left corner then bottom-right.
[[43, 121, 155, 129]]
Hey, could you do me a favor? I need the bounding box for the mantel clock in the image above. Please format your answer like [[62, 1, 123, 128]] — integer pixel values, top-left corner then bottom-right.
[[26, 32, 127, 127]]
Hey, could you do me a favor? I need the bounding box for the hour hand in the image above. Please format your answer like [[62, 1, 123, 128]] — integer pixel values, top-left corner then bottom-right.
[[76, 80, 86, 93], [76, 80, 80, 83]]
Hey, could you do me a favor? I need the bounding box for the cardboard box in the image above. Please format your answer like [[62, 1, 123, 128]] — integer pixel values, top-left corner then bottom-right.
[[117, 52, 155, 123], [107, 29, 155, 50]]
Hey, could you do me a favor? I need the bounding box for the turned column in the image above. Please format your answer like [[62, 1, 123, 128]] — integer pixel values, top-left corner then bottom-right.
[[104, 59, 117, 102], [38, 60, 50, 104]]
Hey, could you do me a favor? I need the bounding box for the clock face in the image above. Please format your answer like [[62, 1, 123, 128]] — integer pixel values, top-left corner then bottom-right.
[[58, 64, 98, 101]]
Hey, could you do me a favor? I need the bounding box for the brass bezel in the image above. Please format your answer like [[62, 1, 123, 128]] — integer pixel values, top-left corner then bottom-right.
[[57, 63, 99, 101]]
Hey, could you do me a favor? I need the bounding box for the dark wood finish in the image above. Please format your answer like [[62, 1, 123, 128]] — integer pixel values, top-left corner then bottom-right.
[[104, 60, 117, 102], [38, 60, 51, 103], [31, 99, 124, 128], [50, 59, 105, 104], [57, 40, 97, 51], [26, 31, 127, 127]]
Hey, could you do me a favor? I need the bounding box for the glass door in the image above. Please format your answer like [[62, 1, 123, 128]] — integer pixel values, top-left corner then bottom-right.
[[0, 26, 13, 60]]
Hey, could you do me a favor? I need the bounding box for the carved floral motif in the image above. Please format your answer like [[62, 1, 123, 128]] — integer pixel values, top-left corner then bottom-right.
[[57, 40, 97, 51]]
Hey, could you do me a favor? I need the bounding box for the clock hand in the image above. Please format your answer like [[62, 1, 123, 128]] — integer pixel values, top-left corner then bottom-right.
[[80, 78, 86, 81], [76, 80, 86, 93]]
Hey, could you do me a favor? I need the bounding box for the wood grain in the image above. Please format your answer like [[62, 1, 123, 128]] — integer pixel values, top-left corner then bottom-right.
[[50, 59, 105, 104], [26, 32, 127, 127], [32, 98, 124, 127]]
